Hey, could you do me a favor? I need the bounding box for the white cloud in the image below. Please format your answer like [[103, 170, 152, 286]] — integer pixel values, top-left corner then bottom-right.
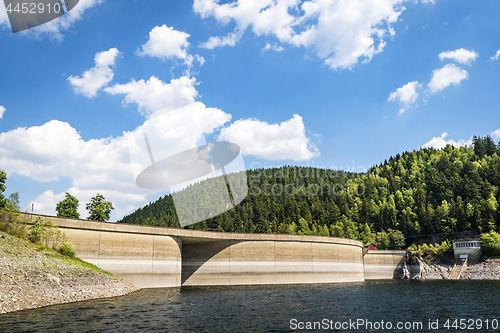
[[104, 76, 199, 117], [428, 64, 468, 94], [0, 0, 102, 40], [388, 81, 421, 115], [104, 73, 235, 192], [421, 132, 473, 150], [194, 0, 405, 70], [491, 50, 500, 61], [138, 25, 190, 60], [137, 25, 205, 70], [422, 129, 500, 153], [0, 106, 5, 119], [0, 104, 232, 220], [438, 48, 478, 65], [219, 114, 319, 161], [0, 119, 147, 219], [200, 30, 243, 49], [491, 129, 500, 141], [25, 190, 64, 217], [68, 48, 120, 98], [263, 43, 284, 52], [0, 120, 131, 185]]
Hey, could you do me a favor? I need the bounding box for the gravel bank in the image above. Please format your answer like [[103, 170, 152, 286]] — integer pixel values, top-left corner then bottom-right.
[[0, 232, 139, 314], [400, 254, 500, 280], [462, 259, 500, 280]]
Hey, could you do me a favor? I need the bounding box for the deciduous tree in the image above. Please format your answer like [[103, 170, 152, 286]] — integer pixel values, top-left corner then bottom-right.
[[86, 193, 114, 221], [56, 192, 80, 219]]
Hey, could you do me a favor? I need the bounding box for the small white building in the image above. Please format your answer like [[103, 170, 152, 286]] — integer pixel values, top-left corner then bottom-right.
[[452, 239, 481, 264]]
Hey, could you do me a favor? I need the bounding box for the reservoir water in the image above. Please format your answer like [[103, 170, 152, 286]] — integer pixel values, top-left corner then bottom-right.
[[1, 280, 500, 332]]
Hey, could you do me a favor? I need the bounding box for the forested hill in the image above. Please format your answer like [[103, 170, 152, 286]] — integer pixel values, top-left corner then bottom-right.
[[118, 135, 500, 249]]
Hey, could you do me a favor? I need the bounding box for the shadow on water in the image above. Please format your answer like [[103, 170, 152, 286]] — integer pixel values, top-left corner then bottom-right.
[[1, 280, 500, 332]]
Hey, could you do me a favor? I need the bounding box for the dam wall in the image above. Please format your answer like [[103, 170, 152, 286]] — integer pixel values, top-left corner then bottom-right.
[[363, 250, 407, 280], [22, 214, 182, 288], [182, 238, 364, 286], [21, 214, 401, 287]]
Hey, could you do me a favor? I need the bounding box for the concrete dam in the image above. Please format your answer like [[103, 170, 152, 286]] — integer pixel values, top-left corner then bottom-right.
[[23, 214, 405, 288]]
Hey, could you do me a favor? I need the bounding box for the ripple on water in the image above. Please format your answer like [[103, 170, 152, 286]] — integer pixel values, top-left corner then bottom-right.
[[1, 280, 500, 332]]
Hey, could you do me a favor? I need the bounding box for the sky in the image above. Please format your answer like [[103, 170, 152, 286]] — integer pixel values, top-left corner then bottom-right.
[[0, 0, 499, 221]]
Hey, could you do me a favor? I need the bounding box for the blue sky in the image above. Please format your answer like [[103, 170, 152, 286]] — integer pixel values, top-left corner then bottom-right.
[[0, 0, 499, 220]]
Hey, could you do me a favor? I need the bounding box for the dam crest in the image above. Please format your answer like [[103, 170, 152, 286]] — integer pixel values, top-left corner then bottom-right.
[[22, 214, 404, 288]]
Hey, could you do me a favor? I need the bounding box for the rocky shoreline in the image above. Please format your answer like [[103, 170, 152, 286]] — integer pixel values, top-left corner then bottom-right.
[[0, 232, 139, 315], [397, 254, 500, 280]]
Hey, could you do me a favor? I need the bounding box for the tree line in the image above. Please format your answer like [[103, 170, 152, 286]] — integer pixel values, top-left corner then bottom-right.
[[118, 135, 500, 249]]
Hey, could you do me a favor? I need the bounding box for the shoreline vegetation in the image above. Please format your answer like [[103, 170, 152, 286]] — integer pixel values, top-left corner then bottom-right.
[[0, 210, 138, 314]]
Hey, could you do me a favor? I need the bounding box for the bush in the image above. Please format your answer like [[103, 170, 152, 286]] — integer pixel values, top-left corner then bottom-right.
[[407, 240, 452, 257], [407, 244, 417, 252], [28, 217, 65, 248], [58, 240, 76, 258], [0, 210, 26, 238], [480, 231, 500, 257], [375, 229, 405, 250]]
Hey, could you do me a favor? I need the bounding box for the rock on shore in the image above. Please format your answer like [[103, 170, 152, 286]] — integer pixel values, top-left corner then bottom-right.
[[462, 259, 500, 280], [0, 232, 139, 314], [397, 254, 500, 280], [396, 253, 453, 279]]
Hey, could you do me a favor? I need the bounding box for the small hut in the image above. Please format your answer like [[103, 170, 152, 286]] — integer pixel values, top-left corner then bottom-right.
[[364, 243, 377, 251], [452, 239, 481, 264]]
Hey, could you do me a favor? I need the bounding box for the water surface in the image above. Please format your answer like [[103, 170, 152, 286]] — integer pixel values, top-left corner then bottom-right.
[[1, 280, 499, 332]]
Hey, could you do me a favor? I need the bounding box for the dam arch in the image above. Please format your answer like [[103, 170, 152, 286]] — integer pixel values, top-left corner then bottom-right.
[[22, 213, 365, 288]]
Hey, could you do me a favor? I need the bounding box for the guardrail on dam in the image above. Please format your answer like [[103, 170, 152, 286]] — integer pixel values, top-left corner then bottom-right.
[[21, 214, 403, 288]]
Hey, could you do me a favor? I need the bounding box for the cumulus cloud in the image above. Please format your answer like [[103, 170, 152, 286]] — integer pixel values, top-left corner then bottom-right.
[[68, 48, 121, 98], [106, 74, 318, 163], [428, 64, 468, 94], [0, 106, 232, 220], [0, 106, 5, 119], [491, 50, 500, 61], [137, 25, 204, 69], [104, 76, 199, 117], [388, 81, 421, 115], [0, 120, 130, 184], [438, 48, 478, 65], [194, 0, 405, 70], [0, 119, 148, 219], [0, 0, 102, 40], [421, 132, 473, 150], [138, 25, 190, 60], [219, 114, 319, 161]]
